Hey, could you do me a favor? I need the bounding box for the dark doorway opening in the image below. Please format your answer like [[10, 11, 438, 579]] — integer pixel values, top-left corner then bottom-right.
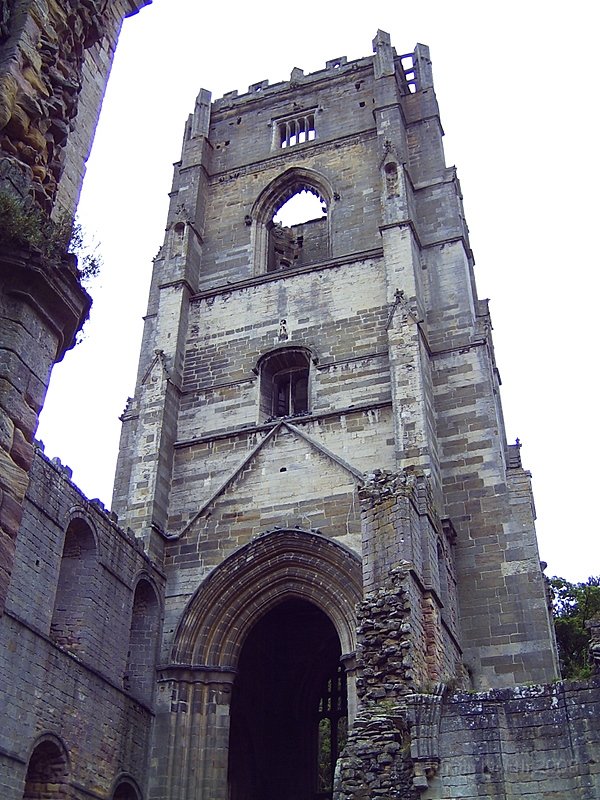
[[228, 599, 347, 800]]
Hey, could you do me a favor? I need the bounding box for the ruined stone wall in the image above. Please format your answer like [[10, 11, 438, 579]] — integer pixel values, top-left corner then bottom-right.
[[336, 538, 598, 800], [0, 448, 164, 799], [0, 249, 90, 616], [359, 472, 463, 691], [336, 678, 600, 800], [0, 0, 149, 213], [0, 0, 149, 619], [422, 679, 600, 799]]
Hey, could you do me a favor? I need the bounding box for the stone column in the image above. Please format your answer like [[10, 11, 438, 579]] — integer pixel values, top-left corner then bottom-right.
[[151, 666, 235, 800]]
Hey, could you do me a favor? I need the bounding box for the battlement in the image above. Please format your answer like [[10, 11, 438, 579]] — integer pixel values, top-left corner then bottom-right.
[[213, 55, 374, 111], [210, 34, 430, 113]]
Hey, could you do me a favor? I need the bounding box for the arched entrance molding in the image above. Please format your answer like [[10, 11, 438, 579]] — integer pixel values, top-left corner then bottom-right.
[[249, 168, 335, 274], [171, 528, 362, 668], [159, 530, 361, 800]]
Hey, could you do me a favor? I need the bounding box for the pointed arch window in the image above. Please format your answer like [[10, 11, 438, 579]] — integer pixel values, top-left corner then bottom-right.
[[51, 517, 97, 655], [124, 578, 161, 703], [250, 168, 334, 275]]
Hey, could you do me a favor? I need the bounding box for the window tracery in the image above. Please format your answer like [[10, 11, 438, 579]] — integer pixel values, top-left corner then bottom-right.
[[276, 112, 316, 149]]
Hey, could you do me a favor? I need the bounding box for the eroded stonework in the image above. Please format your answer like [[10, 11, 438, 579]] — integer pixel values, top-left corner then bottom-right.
[[2, 18, 599, 800]]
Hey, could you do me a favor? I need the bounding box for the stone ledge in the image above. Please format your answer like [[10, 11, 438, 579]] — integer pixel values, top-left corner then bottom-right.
[[0, 246, 91, 361]]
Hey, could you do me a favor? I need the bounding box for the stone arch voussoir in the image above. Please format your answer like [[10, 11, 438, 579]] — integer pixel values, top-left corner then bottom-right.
[[171, 529, 362, 667], [252, 167, 334, 225], [62, 505, 99, 551]]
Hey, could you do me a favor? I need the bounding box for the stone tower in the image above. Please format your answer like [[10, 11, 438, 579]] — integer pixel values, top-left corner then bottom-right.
[[110, 30, 559, 800]]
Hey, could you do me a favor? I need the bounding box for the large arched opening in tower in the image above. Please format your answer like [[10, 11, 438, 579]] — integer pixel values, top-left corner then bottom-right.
[[228, 598, 347, 800], [169, 529, 361, 800], [268, 189, 327, 272], [251, 168, 334, 275]]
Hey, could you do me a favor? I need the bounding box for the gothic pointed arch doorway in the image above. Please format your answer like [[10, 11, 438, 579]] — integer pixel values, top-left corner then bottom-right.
[[228, 598, 348, 800], [165, 529, 362, 800]]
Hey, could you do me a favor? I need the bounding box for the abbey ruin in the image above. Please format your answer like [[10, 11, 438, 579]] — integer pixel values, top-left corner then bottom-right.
[[1, 3, 599, 799]]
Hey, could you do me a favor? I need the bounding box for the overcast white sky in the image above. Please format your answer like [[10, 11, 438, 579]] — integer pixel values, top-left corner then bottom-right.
[[37, 0, 598, 581]]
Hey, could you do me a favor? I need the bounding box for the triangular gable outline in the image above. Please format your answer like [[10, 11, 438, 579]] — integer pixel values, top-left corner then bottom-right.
[[166, 420, 364, 540], [141, 348, 170, 386]]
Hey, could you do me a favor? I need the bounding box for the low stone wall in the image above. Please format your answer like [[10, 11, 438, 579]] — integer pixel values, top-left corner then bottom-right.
[[423, 678, 600, 799], [337, 666, 600, 799]]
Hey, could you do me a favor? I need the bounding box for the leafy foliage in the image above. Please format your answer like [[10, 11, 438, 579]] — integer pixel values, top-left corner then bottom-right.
[[548, 575, 600, 679], [0, 191, 101, 282]]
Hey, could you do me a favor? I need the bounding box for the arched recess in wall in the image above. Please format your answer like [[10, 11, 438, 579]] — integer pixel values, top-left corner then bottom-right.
[[250, 167, 334, 275], [111, 774, 143, 800], [171, 528, 361, 669], [22, 734, 70, 800], [50, 514, 98, 656], [124, 576, 161, 703]]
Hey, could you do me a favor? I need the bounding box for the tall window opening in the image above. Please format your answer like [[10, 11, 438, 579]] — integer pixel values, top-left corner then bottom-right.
[[124, 578, 160, 702], [268, 189, 327, 273], [277, 113, 316, 148], [259, 348, 310, 420], [22, 738, 69, 800]]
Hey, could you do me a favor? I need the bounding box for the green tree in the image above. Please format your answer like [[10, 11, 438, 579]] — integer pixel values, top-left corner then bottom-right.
[[548, 576, 600, 679]]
